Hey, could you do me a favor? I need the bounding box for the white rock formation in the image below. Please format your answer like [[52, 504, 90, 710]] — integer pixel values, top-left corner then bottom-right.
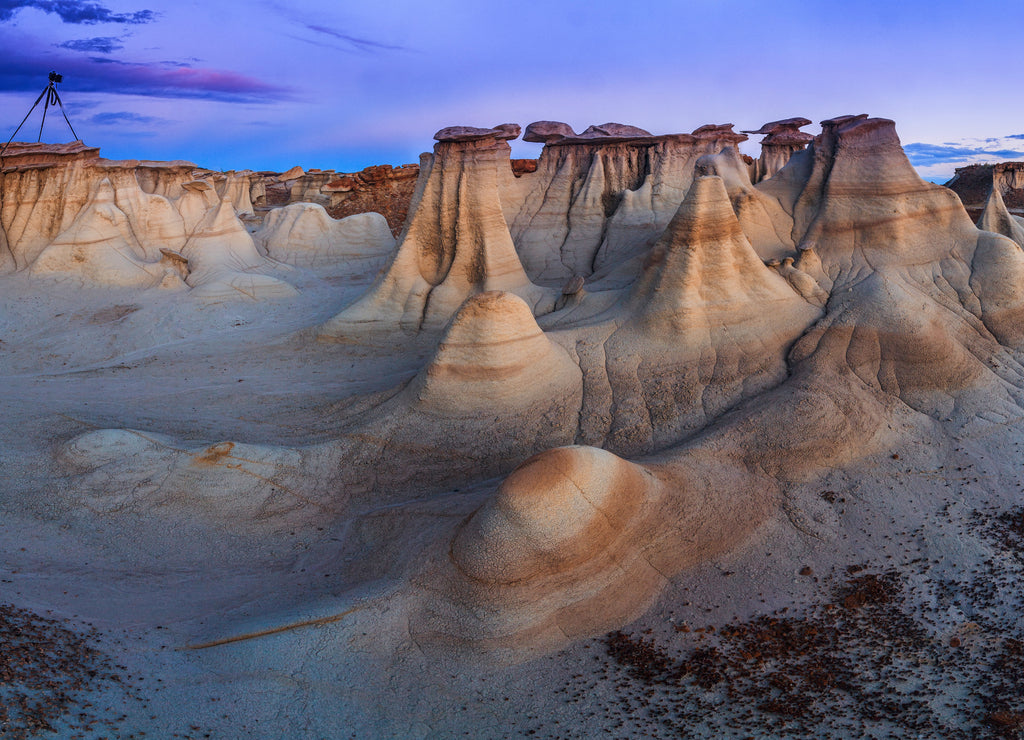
[[254, 203, 396, 268]]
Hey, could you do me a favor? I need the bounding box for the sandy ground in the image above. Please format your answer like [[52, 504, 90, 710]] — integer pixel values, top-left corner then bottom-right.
[[2, 264, 1024, 739]]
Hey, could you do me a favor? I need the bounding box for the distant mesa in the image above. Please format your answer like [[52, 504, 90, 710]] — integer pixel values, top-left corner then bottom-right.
[[945, 161, 1024, 222]]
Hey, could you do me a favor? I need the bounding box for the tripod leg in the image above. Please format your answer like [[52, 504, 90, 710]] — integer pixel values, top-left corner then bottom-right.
[[0, 86, 49, 159], [51, 88, 79, 142], [37, 87, 54, 143]]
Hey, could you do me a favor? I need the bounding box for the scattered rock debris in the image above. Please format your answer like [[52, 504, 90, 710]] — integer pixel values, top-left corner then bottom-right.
[[530, 560, 1024, 739], [0, 603, 137, 739]]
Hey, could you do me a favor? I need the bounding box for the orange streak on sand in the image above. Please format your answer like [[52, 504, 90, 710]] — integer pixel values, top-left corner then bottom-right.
[[182, 605, 365, 650]]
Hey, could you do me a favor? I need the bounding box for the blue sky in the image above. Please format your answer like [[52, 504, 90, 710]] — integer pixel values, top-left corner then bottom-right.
[[2, 0, 1023, 180]]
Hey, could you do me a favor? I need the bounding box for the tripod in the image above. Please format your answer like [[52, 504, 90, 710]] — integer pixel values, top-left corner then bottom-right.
[[0, 72, 79, 161]]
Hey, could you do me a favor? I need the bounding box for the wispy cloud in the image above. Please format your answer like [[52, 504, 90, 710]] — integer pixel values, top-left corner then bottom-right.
[[86, 56, 190, 68], [56, 35, 123, 53], [0, 1, 155, 25], [257, 2, 408, 53], [1007, 134, 1024, 141], [302, 23, 406, 52], [89, 110, 171, 126]]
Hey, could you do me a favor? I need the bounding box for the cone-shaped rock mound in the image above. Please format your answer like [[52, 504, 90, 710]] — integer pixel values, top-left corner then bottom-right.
[[977, 182, 1024, 247], [589, 175, 821, 456], [409, 290, 581, 415]]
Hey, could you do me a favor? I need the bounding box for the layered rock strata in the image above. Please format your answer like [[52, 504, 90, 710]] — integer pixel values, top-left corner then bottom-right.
[[414, 115, 1024, 650], [502, 121, 751, 281]]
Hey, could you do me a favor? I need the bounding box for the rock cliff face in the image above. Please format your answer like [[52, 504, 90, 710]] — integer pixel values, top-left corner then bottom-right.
[[256, 163, 421, 235], [0, 142, 193, 274], [0, 141, 396, 294], [501, 121, 751, 282], [946, 161, 1024, 221]]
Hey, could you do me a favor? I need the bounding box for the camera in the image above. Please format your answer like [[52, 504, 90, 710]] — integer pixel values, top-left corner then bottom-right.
[[48, 71, 63, 84]]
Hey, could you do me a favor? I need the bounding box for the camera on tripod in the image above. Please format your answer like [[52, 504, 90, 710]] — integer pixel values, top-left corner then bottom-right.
[[1, 71, 78, 160]]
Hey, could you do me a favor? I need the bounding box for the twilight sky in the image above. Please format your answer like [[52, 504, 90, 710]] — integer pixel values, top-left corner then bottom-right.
[[2, 0, 1023, 181]]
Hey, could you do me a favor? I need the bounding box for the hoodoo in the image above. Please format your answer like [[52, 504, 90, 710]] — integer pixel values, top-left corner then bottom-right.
[[320, 124, 554, 336], [977, 179, 1024, 247], [503, 121, 753, 281], [743, 117, 813, 183]]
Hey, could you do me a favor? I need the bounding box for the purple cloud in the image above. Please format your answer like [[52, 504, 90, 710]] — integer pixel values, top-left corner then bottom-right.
[[56, 36, 124, 53], [0, 1, 155, 24], [0, 45, 291, 102]]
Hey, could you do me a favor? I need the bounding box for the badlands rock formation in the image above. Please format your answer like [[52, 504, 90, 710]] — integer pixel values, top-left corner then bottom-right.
[[254, 204, 395, 269], [0, 141, 396, 293], [4, 111, 1024, 736], [254, 163, 421, 235], [506, 121, 752, 281]]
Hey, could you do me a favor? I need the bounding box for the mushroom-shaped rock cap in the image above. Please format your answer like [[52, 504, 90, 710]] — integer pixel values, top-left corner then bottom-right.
[[742, 118, 814, 147], [820, 114, 869, 129], [741, 117, 812, 135], [578, 122, 652, 138], [493, 123, 521, 140], [434, 124, 521, 142], [690, 123, 748, 143], [523, 120, 577, 143], [451, 445, 650, 583]]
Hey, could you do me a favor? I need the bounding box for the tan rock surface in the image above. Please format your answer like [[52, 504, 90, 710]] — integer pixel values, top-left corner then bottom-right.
[[320, 128, 554, 335]]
